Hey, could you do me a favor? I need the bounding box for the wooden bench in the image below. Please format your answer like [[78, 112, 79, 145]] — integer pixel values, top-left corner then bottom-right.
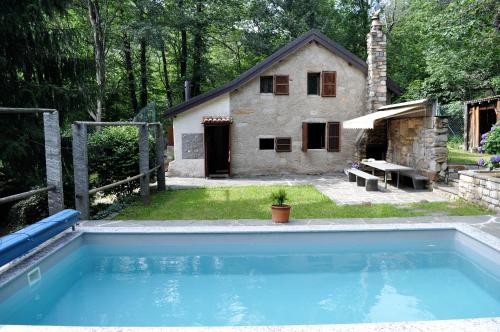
[[392, 170, 428, 189], [346, 168, 379, 191]]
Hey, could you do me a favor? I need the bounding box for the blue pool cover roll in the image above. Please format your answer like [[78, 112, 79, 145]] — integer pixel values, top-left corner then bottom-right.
[[0, 209, 80, 267]]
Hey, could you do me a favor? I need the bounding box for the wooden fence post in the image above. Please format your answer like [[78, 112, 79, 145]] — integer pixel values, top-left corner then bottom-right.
[[155, 124, 166, 191], [139, 125, 150, 204], [43, 111, 64, 214], [72, 123, 89, 219]]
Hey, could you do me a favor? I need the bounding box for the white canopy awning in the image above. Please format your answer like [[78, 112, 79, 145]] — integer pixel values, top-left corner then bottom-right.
[[343, 105, 429, 129]]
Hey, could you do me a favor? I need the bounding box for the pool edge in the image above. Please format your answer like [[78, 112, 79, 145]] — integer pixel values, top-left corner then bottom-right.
[[1, 221, 499, 331]]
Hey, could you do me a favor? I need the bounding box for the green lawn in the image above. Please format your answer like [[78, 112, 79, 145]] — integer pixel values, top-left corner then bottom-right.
[[448, 147, 491, 165], [448, 144, 491, 165], [115, 185, 490, 220]]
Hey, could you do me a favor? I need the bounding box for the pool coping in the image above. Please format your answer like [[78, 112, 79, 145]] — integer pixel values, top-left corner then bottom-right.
[[1, 220, 500, 332]]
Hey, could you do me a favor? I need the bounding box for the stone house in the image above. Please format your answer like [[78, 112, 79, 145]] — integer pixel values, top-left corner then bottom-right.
[[165, 13, 447, 179]]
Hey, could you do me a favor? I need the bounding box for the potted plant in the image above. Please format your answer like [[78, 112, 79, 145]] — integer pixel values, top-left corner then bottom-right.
[[270, 189, 291, 223]]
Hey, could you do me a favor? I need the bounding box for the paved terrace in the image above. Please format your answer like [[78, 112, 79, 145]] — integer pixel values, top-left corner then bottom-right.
[[165, 174, 449, 205]]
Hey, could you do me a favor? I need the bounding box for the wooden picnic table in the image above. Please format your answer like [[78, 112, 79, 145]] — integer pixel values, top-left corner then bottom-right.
[[360, 160, 414, 189]]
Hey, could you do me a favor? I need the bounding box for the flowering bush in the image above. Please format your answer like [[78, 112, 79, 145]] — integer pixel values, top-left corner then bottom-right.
[[478, 155, 500, 170], [351, 162, 360, 169], [479, 126, 500, 154]]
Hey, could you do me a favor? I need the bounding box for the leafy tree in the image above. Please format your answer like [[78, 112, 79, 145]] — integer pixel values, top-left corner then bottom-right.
[[388, 0, 499, 102]]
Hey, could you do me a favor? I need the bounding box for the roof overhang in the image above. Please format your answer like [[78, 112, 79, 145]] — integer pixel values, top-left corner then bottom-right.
[[202, 116, 232, 125], [343, 99, 435, 129]]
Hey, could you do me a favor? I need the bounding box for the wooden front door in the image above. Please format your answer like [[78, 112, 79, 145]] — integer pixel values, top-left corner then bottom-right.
[[204, 124, 230, 177]]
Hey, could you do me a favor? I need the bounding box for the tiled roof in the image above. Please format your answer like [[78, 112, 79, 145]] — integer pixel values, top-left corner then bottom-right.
[[202, 116, 233, 125], [165, 29, 402, 118]]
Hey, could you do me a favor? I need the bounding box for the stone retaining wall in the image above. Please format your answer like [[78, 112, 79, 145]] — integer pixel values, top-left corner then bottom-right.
[[458, 170, 500, 213]]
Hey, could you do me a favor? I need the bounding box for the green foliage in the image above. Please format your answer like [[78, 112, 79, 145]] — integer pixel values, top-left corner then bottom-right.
[[87, 126, 155, 196], [388, 0, 499, 103], [482, 126, 500, 155], [271, 189, 288, 206], [6, 194, 48, 232], [440, 101, 463, 117]]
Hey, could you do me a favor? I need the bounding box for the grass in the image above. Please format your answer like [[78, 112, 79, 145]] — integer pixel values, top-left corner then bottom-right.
[[115, 185, 491, 220], [447, 141, 491, 165]]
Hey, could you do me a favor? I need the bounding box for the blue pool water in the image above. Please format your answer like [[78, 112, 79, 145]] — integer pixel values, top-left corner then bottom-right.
[[0, 230, 499, 326]]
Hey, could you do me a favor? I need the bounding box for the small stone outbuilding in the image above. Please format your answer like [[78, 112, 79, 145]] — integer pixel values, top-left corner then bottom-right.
[[344, 99, 449, 181]]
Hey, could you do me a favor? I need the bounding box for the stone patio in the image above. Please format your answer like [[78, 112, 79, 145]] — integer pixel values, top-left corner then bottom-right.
[[165, 174, 450, 205]]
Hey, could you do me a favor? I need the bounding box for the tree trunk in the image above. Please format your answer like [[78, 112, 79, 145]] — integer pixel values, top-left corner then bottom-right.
[[123, 33, 138, 112], [87, 0, 105, 122], [178, 0, 187, 99], [191, 0, 204, 97], [139, 38, 148, 108], [161, 44, 173, 108]]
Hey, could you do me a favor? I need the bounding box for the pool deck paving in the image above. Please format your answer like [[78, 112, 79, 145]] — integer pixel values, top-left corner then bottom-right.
[[164, 174, 450, 205], [2, 215, 500, 332]]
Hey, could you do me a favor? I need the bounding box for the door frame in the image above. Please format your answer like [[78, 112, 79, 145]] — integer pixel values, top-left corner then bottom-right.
[[203, 123, 231, 178]]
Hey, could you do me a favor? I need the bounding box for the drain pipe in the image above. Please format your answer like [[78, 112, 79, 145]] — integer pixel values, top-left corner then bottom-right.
[[184, 80, 191, 101]]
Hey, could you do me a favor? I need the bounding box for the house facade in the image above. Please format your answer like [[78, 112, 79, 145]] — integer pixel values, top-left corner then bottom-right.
[[166, 14, 401, 177]]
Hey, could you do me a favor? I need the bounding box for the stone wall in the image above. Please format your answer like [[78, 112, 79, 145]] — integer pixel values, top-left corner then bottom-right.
[[229, 41, 367, 176], [386, 116, 448, 181], [459, 170, 500, 213]]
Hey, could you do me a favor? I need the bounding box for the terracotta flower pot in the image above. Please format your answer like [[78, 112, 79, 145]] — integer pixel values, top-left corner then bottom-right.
[[271, 205, 291, 223]]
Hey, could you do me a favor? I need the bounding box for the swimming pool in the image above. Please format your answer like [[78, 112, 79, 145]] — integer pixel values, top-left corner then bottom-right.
[[0, 225, 499, 328]]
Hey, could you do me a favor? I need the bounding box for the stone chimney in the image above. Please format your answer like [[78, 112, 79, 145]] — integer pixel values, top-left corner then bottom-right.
[[366, 10, 387, 112]]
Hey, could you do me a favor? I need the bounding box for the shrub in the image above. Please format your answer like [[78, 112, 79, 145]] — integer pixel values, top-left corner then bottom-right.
[[6, 193, 48, 232], [447, 135, 464, 149], [478, 155, 500, 170], [480, 126, 500, 154], [271, 189, 288, 206], [88, 126, 155, 196]]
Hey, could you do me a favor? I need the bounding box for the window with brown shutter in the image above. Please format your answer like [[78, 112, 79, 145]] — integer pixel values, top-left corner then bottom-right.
[[259, 138, 274, 150], [274, 75, 289, 95], [260, 76, 273, 93], [321, 71, 336, 97], [275, 137, 291, 152], [327, 122, 340, 152]]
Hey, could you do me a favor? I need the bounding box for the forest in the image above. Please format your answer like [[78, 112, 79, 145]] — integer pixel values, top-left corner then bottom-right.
[[0, 0, 498, 229]]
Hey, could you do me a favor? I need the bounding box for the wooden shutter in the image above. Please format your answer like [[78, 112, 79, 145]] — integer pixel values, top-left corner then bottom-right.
[[302, 123, 308, 152], [327, 122, 340, 152], [275, 137, 291, 152], [321, 71, 336, 97], [274, 75, 289, 95]]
